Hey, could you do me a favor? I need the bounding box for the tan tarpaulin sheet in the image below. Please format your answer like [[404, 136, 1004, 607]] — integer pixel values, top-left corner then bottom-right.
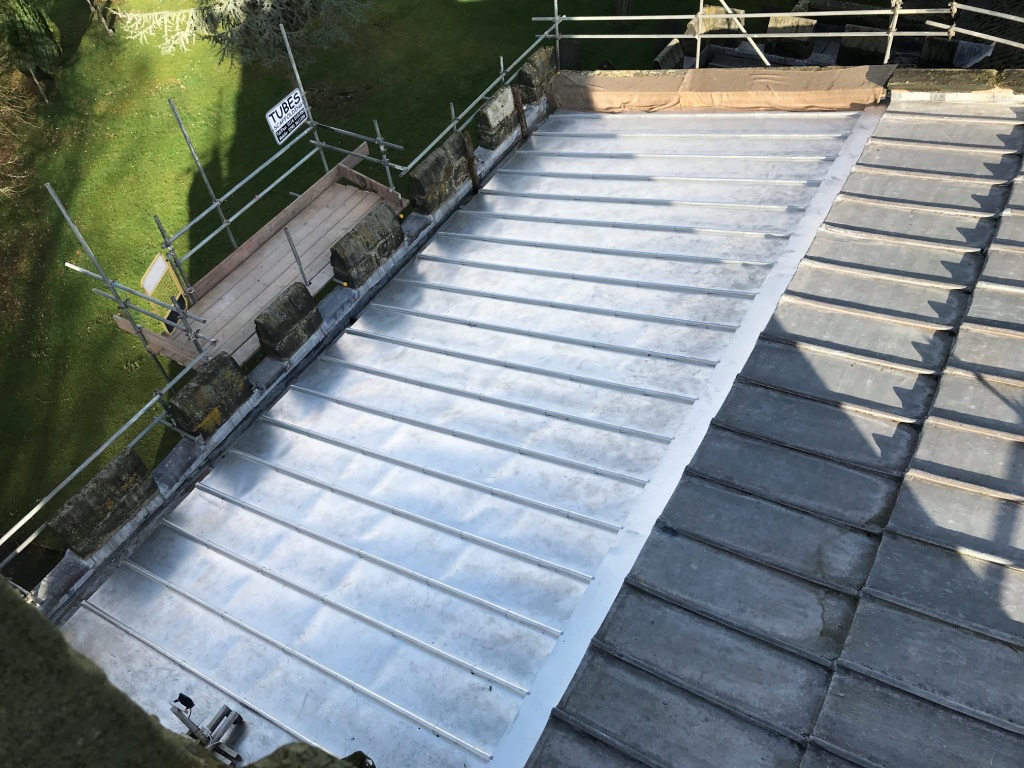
[[551, 66, 896, 113]]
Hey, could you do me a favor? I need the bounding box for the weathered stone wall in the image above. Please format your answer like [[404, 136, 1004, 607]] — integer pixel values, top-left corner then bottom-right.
[[255, 282, 323, 360], [406, 131, 472, 214], [167, 353, 253, 439], [255, 744, 374, 768], [957, 0, 1024, 69], [330, 200, 405, 287], [680, 6, 745, 56], [0, 582, 220, 767], [47, 448, 156, 558]]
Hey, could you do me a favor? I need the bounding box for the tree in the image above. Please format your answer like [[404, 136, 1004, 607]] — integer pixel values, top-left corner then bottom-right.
[[197, 0, 373, 67], [0, 0, 61, 100]]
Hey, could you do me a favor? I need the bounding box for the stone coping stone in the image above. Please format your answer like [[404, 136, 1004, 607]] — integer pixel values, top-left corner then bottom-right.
[[406, 131, 471, 214], [477, 84, 518, 150], [330, 199, 405, 287], [518, 46, 557, 103], [254, 745, 374, 768], [887, 68, 1001, 93], [0, 583, 376, 768], [167, 352, 253, 439], [47, 448, 157, 558], [1000, 70, 1024, 94], [837, 25, 888, 67], [254, 282, 323, 360]]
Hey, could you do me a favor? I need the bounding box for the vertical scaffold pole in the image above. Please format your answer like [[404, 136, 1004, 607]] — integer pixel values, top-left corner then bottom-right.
[[284, 226, 310, 286], [373, 120, 395, 191], [280, 24, 330, 173], [884, 0, 903, 64], [695, 0, 705, 69], [168, 98, 238, 250], [553, 0, 561, 69], [46, 184, 171, 383]]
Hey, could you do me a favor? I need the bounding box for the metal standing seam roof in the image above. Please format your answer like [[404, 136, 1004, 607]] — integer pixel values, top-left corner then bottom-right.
[[528, 98, 1024, 768], [58, 95, 1024, 768], [58, 108, 880, 766]]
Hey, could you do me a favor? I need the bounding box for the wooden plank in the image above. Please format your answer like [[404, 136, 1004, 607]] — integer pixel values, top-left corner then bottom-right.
[[190, 186, 354, 319], [193, 162, 354, 300], [192, 180, 354, 300], [190, 185, 359, 316], [341, 142, 369, 170], [209, 194, 379, 351], [211, 214, 362, 354], [165, 177, 379, 363], [206, 195, 377, 351], [336, 164, 407, 213], [226, 258, 338, 364], [112, 313, 195, 366], [232, 334, 262, 366], [197, 190, 374, 323], [193, 182, 364, 317]]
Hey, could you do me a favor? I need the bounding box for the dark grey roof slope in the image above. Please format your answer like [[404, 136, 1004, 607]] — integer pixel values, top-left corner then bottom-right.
[[528, 99, 1024, 767]]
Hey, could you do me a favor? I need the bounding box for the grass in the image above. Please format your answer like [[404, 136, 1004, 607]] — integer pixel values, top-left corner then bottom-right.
[[0, 0, 775, 542]]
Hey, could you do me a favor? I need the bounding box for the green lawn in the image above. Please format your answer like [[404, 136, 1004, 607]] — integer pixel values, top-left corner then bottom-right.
[[0, 0, 773, 542]]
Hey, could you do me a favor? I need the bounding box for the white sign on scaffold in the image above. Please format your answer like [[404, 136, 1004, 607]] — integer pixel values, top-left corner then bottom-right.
[[265, 89, 308, 145]]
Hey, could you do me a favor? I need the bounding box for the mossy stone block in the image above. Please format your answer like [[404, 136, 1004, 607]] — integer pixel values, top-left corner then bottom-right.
[[330, 200, 404, 287], [254, 282, 322, 360], [918, 38, 958, 69], [837, 24, 887, 66], [407, 131, 471, 214], [168, 352, 253, 439], [767, 15, 816, 60], [888, 68, 1000, 93], [1000, 71, 1024, 94], [518, 46, 557, 102], [48, 448, 157, 558]]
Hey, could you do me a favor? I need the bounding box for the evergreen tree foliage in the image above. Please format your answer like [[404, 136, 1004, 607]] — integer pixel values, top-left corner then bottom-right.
[[197, 0, 373, 67], [0, 0, 61, 79]]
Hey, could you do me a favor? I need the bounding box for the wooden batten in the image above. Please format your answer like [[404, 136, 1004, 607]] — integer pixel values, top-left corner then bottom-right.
[[194, 163, 344, 300], [336, 165, 407, 213], [112, 313, 195, 366]]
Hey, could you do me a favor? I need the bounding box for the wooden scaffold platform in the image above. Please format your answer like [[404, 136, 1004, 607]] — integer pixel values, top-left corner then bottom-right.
[[118, 152, 404, 366]]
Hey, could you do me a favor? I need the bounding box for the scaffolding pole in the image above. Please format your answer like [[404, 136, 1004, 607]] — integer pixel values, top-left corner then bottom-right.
[[45, 184, 172, 383], [154, 214, 196, 306], [280, 24, 329, 173], [169, 98, 239, 251]]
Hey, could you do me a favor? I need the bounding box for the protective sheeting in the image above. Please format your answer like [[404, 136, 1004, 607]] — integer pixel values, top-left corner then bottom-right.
[[551, 65, 895, 113]]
